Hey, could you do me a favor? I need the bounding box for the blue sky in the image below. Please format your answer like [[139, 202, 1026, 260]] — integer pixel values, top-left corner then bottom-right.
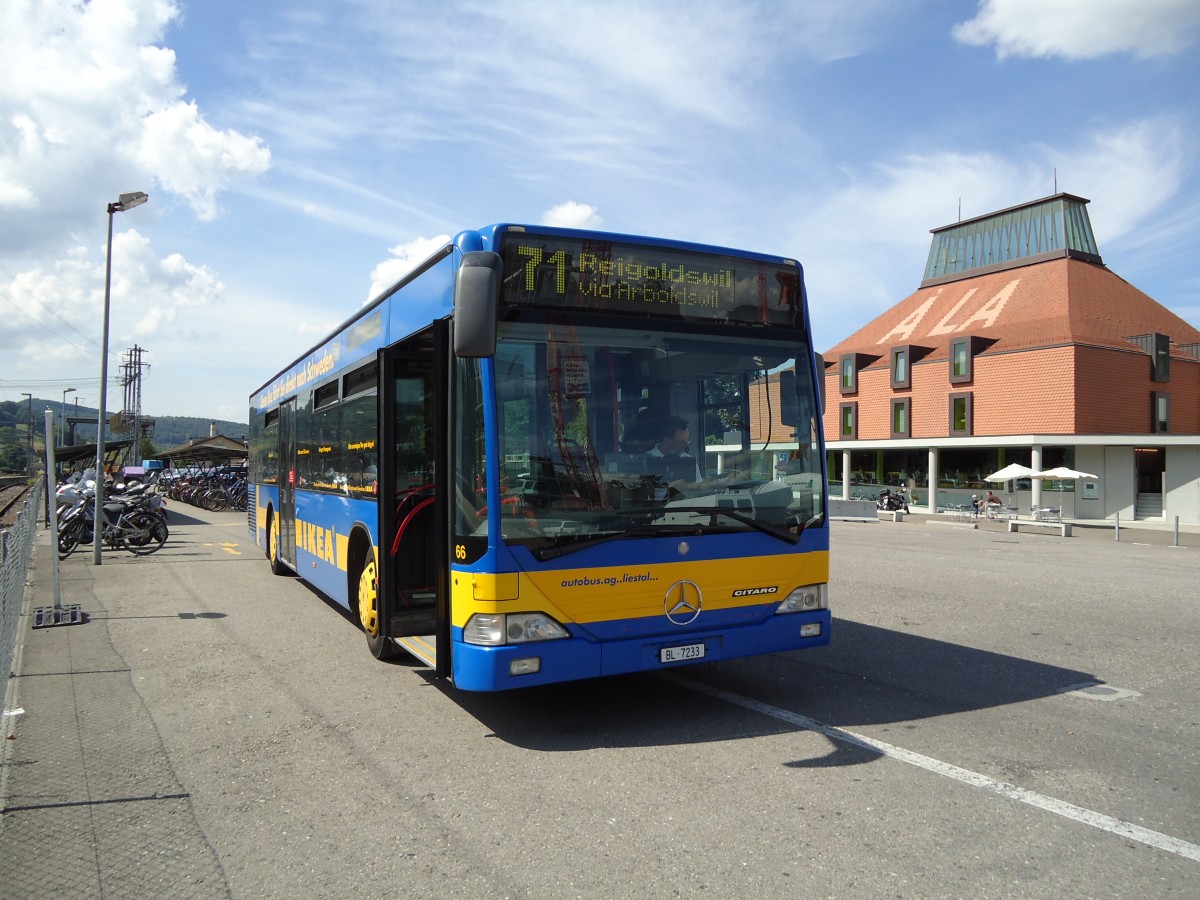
[[2, 0, 1199, 422]]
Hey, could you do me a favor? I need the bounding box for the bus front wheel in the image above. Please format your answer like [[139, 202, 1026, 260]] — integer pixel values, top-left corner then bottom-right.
[[268, 511, 289, 576], [356, 553, 396, 660]]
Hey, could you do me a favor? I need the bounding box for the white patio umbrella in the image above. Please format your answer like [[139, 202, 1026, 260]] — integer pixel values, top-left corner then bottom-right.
[[1038, 466, 1098, 480], [985, 463, 1041, 482], [984, 463, 1042, 511], [1041, 465, 1099, 513], [1038, 466, 1098, 512]]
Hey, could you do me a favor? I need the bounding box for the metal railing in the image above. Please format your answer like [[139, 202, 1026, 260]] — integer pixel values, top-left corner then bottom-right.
[[1, 480, 41, 685]]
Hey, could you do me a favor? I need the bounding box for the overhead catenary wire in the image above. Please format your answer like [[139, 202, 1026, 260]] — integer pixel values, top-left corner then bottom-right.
[[0, 377, 121, 404], [0, 259, 103, 355]]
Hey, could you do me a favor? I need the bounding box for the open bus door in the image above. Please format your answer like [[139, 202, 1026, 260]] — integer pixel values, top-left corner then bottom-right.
[[376, 321, 451, 677], [273, 397, 297, 573]]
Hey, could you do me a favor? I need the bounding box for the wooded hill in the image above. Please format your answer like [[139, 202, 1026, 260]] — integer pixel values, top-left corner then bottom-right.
[[0, 399, 246, 455]]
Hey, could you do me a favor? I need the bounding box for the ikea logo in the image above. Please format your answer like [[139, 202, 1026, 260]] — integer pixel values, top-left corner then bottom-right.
[[297, 518, 338, 566]]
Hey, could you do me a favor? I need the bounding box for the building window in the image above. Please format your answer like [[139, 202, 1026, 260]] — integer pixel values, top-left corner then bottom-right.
[[839, 402, 857, 439], [950, 392, 972, 435], [1152, 333, 1171, 382], [891, 347, 910, 389], [1130, 332, 1172, 381], [1152, 392, 1169, 433], [839, 355, 857, 394], [890, 398, 910, 439], [949, 338, 972, 384]]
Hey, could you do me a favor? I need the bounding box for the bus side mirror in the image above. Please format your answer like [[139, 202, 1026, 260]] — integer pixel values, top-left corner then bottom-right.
[[454, 251, 501, 358]]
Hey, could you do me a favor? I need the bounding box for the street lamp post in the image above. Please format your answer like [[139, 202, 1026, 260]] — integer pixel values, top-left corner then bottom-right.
[[61, 387, 75, 447], [94, 191, 148, 565]]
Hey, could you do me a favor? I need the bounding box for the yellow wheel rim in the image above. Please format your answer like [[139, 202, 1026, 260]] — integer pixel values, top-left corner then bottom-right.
[[269, 519, 278, 561], [358, 557, 379, 636]]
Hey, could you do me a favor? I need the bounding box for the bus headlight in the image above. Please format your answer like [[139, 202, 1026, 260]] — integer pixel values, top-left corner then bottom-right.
[[775, 583, 828, 614], [464, 612, 569, 646], [506, 613, 569, 643]]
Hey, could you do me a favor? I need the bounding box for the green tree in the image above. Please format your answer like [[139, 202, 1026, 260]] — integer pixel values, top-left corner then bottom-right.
[[0, 437, 29, 473]]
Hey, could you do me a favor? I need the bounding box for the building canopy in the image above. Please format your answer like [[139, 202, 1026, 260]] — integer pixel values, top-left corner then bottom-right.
[[152, 435, 247, 468]]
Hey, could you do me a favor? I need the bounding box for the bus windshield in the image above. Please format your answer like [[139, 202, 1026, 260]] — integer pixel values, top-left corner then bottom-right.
[[492, 316, 824, 557]]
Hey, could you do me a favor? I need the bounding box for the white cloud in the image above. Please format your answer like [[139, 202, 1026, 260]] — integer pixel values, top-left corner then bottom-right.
[[0, 246, 100, 367], [367, 234, 452, 302], [1, 228, 223, 340], [0, 228, 225, 406], [244, 0, 902, 194], [1051, 117, 1188, 244], [0, 0, 270, 250], [954, 0, 1200, 59], [136, 101, 271, 221], [540, 202, 603, 229], [0, 0, 272, 417]]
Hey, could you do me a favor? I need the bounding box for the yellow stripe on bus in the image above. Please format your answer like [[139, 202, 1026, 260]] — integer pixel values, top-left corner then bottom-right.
[[450, 552, 828, 628]]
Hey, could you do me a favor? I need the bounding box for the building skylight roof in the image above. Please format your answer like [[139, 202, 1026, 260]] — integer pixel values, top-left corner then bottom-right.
[[921, 193, 1102, 288]]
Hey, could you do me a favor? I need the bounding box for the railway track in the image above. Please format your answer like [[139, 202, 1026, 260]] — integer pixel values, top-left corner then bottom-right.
[[0, 481, 35, 527]]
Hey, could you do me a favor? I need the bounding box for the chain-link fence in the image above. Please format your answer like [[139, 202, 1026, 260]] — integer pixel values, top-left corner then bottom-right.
[[1, 480, 41, 686]]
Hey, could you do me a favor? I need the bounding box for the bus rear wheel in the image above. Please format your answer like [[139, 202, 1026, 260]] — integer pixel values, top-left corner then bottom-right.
[[356, 554, 396, 660]]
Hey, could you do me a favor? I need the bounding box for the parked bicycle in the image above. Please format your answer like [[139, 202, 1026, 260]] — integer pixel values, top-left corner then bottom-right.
[[57, 479, 169, 558], [166, 470, 247, 512]]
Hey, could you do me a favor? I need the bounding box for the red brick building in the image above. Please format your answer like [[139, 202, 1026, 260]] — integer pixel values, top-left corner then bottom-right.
[[821, 194, 1200, 523]]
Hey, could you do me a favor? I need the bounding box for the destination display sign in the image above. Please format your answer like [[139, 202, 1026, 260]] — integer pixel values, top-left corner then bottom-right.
[[498, 233, 801, 325]]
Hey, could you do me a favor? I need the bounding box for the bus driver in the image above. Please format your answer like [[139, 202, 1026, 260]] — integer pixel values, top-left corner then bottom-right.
[[645, 416, 701, 482]]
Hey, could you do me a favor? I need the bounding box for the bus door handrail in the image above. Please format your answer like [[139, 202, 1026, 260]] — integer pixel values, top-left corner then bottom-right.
[[388, 494, 436, 556]]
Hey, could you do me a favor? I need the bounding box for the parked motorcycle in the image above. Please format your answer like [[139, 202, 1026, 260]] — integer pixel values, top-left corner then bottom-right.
[[876, 487, 910, 514]]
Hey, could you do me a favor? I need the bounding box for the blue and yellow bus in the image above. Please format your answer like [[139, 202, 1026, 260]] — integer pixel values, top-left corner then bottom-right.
[[249, 224, 829, 691]]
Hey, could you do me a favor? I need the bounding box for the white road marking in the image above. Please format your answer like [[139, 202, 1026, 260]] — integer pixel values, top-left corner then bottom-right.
[[671, 675, 1200, 863], [1057, 682, 1142, 702]]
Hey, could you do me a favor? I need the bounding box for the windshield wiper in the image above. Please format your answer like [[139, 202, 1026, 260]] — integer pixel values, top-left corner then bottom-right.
[[531, 509, 804, 560], [532, 530, 631, 561], [533, 519, 724, 561], [654, 506, 805, 545]]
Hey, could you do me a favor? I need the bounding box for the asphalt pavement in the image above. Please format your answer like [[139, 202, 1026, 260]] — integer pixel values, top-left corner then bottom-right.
[[2, 505, 1198, 898]]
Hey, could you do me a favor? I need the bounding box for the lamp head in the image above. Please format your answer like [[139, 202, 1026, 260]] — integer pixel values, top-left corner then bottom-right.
[[110, 191, 149, 213]]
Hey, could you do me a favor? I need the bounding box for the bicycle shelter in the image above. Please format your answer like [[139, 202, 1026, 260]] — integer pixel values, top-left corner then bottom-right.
[[151, 434, 248, 474]]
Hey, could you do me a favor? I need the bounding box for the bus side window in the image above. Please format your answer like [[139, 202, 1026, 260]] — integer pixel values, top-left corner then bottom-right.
[[312, 380, 343, 491], [342, 364, 378, 496]]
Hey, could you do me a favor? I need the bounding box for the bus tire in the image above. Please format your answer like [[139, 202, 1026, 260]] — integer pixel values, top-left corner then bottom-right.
[[353, 544, 396, 660], [267, 510, 290, 576]]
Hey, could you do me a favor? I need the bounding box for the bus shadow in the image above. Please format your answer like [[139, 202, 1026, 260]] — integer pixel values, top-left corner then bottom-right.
[[782, 618, 1100, 727], [443, 618, 1098, 759], [164, 510, 219, 526]]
